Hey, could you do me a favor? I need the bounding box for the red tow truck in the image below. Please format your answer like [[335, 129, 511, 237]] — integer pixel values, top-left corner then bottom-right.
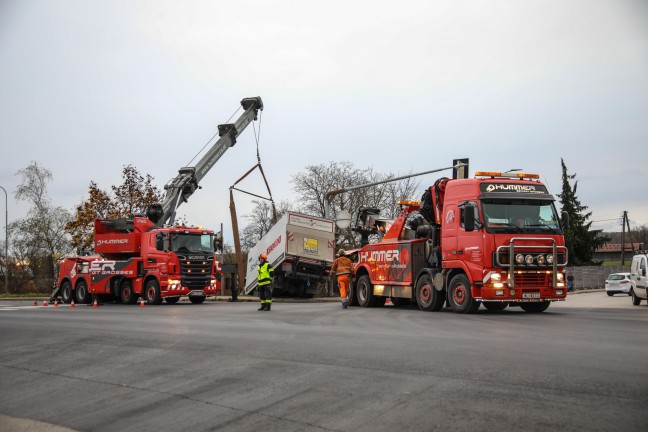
[[349, 166, 569, 313], [53, 97, 262, 305]]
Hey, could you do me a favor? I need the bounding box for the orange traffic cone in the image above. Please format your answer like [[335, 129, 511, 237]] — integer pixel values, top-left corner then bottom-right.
[[33, 299, 38, 306], [92, 298, 98, 308], [42, 300, 48, 307], [54, 299, 59, 307], [70, 299, 76, 308], [139, 297, 146, 307], [385, 298, 392, 305]]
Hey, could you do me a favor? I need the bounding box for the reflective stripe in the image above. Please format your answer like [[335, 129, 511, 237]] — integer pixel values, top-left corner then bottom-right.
[[258, 262, 274, 285], [332, 257, 354, 276]]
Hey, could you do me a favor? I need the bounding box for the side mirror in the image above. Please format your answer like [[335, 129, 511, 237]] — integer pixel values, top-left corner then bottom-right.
[[561, 211, 570, 230], [464, 204, 476, 232]]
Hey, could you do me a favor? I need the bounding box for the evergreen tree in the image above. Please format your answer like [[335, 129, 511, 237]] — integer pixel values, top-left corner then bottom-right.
[[558, 158, 608, 265]]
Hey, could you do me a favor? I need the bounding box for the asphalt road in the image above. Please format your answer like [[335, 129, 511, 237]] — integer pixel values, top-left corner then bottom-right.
[[1, 292, 647, 432]]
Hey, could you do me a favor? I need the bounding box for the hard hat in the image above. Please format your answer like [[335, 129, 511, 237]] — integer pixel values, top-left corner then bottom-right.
[[337, 249, 345, 256], [259, 253, 267, 260]]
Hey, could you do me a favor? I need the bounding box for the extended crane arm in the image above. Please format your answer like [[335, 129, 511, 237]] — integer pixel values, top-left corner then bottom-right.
[[152, 97, 263, 226]]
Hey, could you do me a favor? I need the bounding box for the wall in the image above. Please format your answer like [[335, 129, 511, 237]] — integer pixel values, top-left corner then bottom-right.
[[566, 266, 630, 290]]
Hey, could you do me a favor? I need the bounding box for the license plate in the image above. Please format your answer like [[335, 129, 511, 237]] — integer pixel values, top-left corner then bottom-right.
[[523, 292, 540, 299]]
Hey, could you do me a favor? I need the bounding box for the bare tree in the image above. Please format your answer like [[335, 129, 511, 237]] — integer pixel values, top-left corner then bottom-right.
[[240, 199, 292, 251], [291, 162, 421, 248], [10, 162, 72, 293]]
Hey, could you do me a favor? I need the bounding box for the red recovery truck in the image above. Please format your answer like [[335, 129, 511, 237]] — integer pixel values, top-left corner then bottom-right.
[[53, 97, 263, 305], [348, 166, 569, 313]]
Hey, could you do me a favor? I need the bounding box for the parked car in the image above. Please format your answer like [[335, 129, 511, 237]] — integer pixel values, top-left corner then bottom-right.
[[604, 273, 632, 296], [630, 254, 648, 305]]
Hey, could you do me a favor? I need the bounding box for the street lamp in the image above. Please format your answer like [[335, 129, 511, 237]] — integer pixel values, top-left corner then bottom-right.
[[0, 186, 8, 294]]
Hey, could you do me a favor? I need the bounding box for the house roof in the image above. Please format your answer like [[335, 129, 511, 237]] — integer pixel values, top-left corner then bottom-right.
[[595, 243, 641, 253]]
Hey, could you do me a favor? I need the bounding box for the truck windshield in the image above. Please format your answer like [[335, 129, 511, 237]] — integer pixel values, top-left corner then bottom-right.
[[169, 233, 214, 254], [480, 199, 562, 234]]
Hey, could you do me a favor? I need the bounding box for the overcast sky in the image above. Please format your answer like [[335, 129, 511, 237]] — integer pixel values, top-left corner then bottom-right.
[[1, 0, 647, 243]]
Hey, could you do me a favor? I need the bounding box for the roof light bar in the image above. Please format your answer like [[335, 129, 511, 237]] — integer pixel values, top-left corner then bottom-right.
[[475, 171, 539, 179], [397, 200, 421, 206]]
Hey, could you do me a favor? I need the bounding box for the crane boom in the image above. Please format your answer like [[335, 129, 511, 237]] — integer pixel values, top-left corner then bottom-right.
[[152, 97, 263, 226]]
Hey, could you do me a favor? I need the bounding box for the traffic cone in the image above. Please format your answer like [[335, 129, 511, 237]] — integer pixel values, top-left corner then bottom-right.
[[42, 300, 48, 307], [139, 297, 145, 307], [385, 298, 392, 305], [33, 299, 38, 306], [54, 299, 59, 307], [92, 298, 98, 308], [70, 299, 76, 308]]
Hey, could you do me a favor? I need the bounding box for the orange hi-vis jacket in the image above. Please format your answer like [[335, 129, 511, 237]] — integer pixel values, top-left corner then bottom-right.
[[331, 256, 354, 277]]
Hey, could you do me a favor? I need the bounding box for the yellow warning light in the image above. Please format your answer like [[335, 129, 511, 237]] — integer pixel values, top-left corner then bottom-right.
[[475, 171, 539, 179], [475, 171, 502, 177], [397, 200, 421, 206]]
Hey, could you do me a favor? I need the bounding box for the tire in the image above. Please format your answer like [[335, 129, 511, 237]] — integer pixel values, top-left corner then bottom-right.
[[447, 274, 480, 314], [415, 274, 445, 311], [483, 302, 508, 311], [520, 301, 550, 313], [75, 280, 91, 304], [607, 292, 613, 297], [60, 281, 73, 304], [120, 279, 137, 305], [189, 296, 206, 304], [356, 275, 373, 308], [144, 279, 162, 305], [165, 297, 180, 304], [631, 289, 641, 306]]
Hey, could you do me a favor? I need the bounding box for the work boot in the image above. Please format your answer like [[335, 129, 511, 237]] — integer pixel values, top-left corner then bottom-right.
[[264, 303, 271, 311], [342, 302, 348, 309], [258, 303, 266, 311]]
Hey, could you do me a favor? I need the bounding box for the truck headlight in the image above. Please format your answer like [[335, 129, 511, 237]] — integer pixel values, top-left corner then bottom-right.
[[491, 273, 502, 282], [546, 254, 554, 264], [536, 255, 545, 265], [525, 255, 534, 265], [557, 273, 564, 282], [515, 254, 525, 264]]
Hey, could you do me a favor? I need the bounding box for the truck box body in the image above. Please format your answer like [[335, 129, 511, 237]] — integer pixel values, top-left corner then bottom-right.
[[245, 212, 335, 296]]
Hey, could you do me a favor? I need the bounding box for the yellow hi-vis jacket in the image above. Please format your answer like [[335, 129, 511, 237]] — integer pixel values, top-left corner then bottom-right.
[[331, 256, 354, 276], [258, 262, 274, 286]]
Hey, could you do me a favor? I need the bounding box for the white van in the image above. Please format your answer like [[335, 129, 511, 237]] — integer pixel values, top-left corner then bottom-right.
[[629, 253, 648, 305]]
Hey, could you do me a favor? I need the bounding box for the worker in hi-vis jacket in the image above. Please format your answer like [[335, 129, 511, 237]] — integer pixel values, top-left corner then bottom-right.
[[257, 253, 274, 311], [330, 249, 354, 309]]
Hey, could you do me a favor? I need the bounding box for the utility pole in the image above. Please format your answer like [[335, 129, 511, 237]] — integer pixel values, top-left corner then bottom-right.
[[620, 211, 633, 266]]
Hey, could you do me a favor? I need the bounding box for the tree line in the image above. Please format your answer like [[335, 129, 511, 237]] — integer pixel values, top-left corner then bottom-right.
[[0, 159, 617, 294]]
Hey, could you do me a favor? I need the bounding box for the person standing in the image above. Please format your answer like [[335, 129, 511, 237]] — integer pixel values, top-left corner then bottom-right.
[[330, 249, 354, 309], [257, 253, 274, 311]]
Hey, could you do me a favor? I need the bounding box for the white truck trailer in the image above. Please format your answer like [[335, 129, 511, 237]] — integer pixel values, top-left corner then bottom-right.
[[244, 212, 335, 297]]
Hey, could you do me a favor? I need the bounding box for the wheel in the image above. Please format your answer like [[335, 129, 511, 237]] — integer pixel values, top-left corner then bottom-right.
[[520, 301, 550, 313], [60, 281, 73, 304], [631, 289, 641, 306], [165, 297, 180, 304], [415, 274, 445, 311], [447, 274, 480, 314], [356, 275, 372, 307], [189, 296, 206, 304], [483, 302, 508, 311], [75, 280, 92, 304], [144, 279, 162, 305], [120, 279, 137, 304], [607, 292, 613, 297]]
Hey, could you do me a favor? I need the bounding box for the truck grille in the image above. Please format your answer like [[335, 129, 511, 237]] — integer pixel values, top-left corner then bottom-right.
[[514, 272, 550, 288], [178, 255, 213, 289]]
